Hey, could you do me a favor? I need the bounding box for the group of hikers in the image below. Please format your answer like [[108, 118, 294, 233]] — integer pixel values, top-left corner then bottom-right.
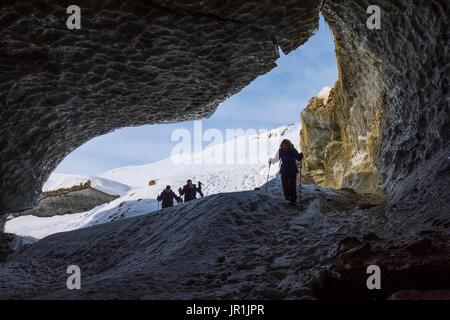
[[157, 138, 303, 208], [157, 179, 204, 208]]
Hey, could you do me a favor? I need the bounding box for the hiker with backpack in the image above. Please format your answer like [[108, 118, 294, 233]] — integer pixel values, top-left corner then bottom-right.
[[178, 179, 204, 202], [157, 185, 182, 208], [269, 139, 304, 205]]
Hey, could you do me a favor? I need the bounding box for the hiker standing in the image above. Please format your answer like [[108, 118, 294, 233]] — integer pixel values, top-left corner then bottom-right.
[[179, 179, 204, 202], [269, 139, 303, 205], [157, 185, 182, 208]]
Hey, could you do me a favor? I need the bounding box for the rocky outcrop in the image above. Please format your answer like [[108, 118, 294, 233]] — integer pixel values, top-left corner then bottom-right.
[[300, 85, 384, 196], [300, 87, 340, 187], [299, 0, 449, 203], [13, 182, 119, 217]]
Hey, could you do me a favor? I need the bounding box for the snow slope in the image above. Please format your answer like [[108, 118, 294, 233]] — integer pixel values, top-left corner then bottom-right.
[[99, 123, 301, 192], [6, 123, 301, 239]]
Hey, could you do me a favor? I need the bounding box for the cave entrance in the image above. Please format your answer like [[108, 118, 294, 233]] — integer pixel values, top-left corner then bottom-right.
[[5, 15, 338, 241]]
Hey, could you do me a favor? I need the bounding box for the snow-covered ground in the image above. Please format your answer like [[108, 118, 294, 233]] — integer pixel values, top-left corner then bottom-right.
[[6, 123, 301, 240]]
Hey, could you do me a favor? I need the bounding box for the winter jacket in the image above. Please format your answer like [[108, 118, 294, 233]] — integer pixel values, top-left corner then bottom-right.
[[270, 148, 303, 175], [157, 190, 181, 208], [179, 184, 204, 202]]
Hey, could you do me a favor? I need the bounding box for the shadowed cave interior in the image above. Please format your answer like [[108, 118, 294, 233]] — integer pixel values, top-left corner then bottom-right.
[[0, 0, 448, 299]]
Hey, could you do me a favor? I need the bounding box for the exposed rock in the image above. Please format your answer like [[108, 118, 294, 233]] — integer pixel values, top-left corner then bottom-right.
[[300, 86, 344, 188], [13, 186, 119, 218], [300, 82, 385, 195], [299, 0, 449, 201]]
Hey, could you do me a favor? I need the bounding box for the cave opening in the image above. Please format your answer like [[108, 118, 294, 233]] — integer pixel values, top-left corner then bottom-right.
[[4, 14, 339, 241]]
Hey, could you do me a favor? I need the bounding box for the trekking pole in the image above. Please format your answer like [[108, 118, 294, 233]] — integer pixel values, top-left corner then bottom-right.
[[157, 188, 163, 210], [298, 164, 302, 203], [297, 144, 303, 203], [264, 162, 271, 197]]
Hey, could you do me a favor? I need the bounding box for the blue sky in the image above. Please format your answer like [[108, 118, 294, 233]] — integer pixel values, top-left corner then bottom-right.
[[55, 15, 338, 175]]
